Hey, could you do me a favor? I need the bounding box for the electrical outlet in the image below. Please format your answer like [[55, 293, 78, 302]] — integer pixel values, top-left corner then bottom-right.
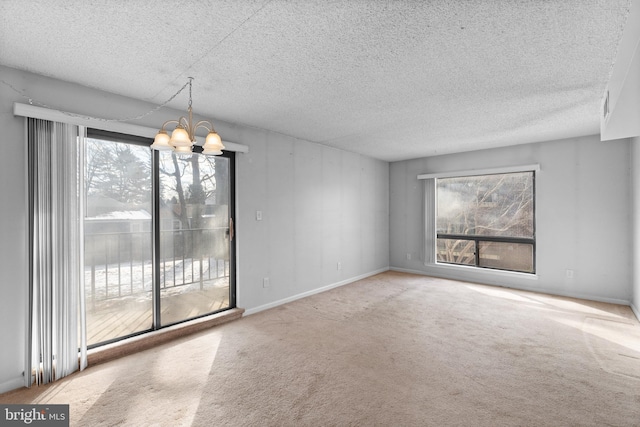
[[566, 269, 574, 279], [337, 262, 342, 271], [406, 253, 412, 260], [256, 210, 263, 221], [263, 277, 270, 288]]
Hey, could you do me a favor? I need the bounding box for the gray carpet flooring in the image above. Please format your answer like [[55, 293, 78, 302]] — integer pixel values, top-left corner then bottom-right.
[[2, 271, 640, 426]]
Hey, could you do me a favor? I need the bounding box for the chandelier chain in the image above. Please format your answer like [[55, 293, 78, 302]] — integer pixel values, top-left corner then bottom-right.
[[0, 77, 192, 123]]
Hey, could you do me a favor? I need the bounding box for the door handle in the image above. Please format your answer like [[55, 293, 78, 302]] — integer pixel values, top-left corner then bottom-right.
[[229, 218, 234, 241]]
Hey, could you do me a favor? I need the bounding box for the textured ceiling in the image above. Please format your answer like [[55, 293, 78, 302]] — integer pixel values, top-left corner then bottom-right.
[[0, 1, 632, 161]]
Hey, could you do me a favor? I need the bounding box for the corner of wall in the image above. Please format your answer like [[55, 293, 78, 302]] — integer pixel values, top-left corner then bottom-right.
[[631, 136, 640, 320], [631, 302, 640, 322]]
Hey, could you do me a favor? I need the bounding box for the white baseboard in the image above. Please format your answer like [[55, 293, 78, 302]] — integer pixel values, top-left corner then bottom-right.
[[0, 376, 26, 395], [243, 267, 390, 316], [390, 267, 631, 306]]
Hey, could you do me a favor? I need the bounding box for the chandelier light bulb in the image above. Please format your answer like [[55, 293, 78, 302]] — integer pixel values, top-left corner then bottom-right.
[[151, 130, 172, 151], [170, 126, 191, 147], [202, 131, 225, 155], [173, 145, 193, 155]]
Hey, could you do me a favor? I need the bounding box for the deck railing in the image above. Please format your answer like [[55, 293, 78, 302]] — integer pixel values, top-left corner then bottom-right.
[[84, 228, 229, 304]]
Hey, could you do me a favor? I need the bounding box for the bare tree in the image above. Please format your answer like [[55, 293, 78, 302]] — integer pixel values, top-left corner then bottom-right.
[[85, 139, 151, 211], [437, 173, 534, 267], [159, 153, 218, 230]]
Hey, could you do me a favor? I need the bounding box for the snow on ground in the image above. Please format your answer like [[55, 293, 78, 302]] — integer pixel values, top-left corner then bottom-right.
[[85, 258, 230, 302]]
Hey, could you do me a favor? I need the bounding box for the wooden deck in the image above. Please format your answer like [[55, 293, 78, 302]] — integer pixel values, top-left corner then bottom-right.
[[86, 280, 230, 346]]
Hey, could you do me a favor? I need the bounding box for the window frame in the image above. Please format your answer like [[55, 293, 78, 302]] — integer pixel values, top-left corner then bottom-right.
[[84, 128, 237, 348], [436, 233, 536, 273], [419, 165, 538, 275]]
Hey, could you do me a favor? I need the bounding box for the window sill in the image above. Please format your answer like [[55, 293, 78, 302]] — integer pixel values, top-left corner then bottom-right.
[[86, 307, 244, 366], [428, 262, 539, 281]]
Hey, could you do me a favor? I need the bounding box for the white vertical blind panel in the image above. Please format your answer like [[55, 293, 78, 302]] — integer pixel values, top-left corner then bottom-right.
[[29, 119, 83, 385], [78, 126, 88, 371], [424, 178, 436, 265]]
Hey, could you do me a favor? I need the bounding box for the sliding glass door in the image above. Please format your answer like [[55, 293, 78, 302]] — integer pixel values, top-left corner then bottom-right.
[[84, 129, 234, 346], [84, 132, 153, 346], [157, 151, 233, 326]]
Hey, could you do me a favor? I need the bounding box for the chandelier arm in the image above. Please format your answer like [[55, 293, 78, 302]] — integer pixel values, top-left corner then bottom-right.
[[158, 119, 180, 131], [175, 116, 190, 131], [194, 120, 215, 133]]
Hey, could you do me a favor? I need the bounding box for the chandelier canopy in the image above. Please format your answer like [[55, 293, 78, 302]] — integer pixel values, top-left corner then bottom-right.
[[151, 77, 224, 155]]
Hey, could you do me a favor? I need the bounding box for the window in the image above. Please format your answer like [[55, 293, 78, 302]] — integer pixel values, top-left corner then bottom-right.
[[436, 171, 535, 273]]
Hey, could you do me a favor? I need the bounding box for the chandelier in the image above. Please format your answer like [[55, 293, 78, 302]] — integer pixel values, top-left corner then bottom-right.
[[151, 77, 225, 155]]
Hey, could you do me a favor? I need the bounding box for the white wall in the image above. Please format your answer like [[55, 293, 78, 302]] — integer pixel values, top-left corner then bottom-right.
[[230, 122, 390, 313], [631, 136, 640, 318], [0, 67, 30, 394], [0, 65, 390, 392], [390, 135, 632, 304]]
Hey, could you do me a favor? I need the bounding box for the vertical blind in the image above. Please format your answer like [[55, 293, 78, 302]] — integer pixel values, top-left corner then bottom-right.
[[28, 118, 87, 385], [423, 178, 436, 265]]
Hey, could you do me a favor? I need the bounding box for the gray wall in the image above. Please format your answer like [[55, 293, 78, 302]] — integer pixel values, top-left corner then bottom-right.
[[229, 122, 389, 313], [0, 67, 29, 393], [0, 65, 390, 392], [631, 136, 640, 318], [390, 135, 632, 304]]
